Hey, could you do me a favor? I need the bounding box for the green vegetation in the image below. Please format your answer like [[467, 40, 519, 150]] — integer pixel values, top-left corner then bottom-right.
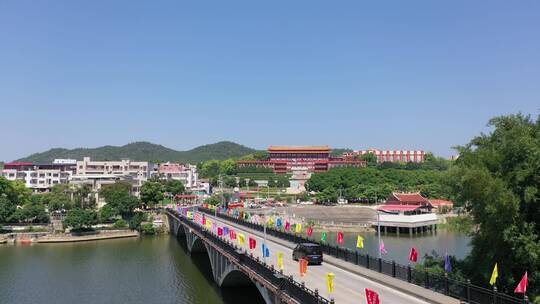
[[0, 177, 49, 223], [443, 216, 475, 233], [16, 141, 257, 164], [112, 219, 128, 229], [445, 113, 540, 299], [99, 182, 141, 219], [63, 208, 98, 231], [141, 223, 155, 235], [306, 167, 451, 203], [140, 178, 185, 207]]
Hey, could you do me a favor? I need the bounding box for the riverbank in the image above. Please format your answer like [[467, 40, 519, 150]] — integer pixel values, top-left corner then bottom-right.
[[1, 230, 140, 244], [37, 230, 139, 243]]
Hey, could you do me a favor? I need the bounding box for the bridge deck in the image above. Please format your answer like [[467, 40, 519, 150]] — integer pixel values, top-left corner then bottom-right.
[[198, 212, 460, 304]]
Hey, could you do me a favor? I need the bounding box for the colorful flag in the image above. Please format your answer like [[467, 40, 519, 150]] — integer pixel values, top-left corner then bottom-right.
[[295, 223, 302, 233], [223, 227, 229, 236], [489, 263, 498, 286], [217, 227, 223, 236], [379, 240, 387, 255], [321, 232, 327, 242], [365, 288, 380, 304], [285, 221, 290, 231], [249, 237, 256, 250], [277, 252, 284, 270], [326, 273, 335, 294], [444, 254, 452, 273], [337, 232, 344, 245], [356, 235, 364, 249], [238, 233, 246, 246], [202, 215, 206, 225], [514, 272, 528, 294], [229, 229, 236, 240], [276, 218, 283, 228], [299, 258, 308, 277], [409, 247, 418, 263], [262, 243, 270, 257], [307, 226, 313, 237], [186, 211, 193, 219]]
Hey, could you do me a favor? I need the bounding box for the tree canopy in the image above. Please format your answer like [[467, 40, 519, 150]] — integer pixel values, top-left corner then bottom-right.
[[448, 114, 540, 298]]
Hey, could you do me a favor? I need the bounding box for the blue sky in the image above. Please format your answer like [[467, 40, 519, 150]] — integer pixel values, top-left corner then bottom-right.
[[1, 1, 538, 161]]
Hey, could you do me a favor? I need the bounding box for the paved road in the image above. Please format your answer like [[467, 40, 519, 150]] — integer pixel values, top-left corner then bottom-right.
[[194, 212, 446, 304]]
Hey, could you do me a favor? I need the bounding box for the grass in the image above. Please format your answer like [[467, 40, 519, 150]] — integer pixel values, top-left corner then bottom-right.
[[440, 216, 475, 233]]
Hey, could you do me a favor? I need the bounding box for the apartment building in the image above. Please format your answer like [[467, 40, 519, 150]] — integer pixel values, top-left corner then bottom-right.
[[72, 157, 149, 207], [152, 162, 198, 189], [0, 162, 75, 192]]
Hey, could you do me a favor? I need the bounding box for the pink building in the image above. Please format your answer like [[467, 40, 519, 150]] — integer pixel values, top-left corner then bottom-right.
[[344, 149, 425, 163], [155, 162, 198, 188]]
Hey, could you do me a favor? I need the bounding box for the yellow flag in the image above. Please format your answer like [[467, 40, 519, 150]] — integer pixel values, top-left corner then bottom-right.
[[206, 219, 212, 229], [295, 223, 302, 233], [489, 263, 498, 285], [277, 252, 284, 270], [356, 235, 364, 249], [326, 273, 335, 293], [238, 233, 246, 246]]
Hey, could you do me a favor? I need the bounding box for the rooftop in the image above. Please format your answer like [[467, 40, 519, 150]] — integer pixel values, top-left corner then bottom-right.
[[268, 146, 331, 152]]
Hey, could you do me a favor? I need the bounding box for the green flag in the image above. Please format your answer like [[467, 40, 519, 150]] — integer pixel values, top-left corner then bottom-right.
[[321, 232, 327, 242]]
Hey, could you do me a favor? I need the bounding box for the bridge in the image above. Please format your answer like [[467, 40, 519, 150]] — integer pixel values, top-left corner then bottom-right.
[[166, 207, 464, 304]]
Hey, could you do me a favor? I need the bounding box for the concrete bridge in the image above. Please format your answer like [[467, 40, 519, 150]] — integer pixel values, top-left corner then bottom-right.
[[166, 209, 332, 304]]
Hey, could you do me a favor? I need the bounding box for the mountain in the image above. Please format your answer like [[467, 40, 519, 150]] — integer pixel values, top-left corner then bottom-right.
[[15, 141, 258, 164]]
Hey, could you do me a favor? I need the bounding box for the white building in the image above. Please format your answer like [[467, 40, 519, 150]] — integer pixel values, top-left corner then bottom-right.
[[0, 162, 75, 192], [73, 157, 149, 207]]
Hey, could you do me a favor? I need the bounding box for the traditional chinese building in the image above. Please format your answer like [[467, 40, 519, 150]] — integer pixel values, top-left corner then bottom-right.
[[237, 146, 366, 174]]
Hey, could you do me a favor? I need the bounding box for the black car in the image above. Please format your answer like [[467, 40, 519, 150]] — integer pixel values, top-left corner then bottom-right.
[[292, 243, 323, 265]]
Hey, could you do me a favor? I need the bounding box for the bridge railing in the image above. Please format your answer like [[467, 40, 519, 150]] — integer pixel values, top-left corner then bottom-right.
[[168, 209, 333, 304], [198, 207, 528, 304]]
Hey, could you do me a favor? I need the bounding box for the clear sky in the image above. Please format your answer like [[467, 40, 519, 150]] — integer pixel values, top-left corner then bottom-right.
[[1, 1, 539, 161]]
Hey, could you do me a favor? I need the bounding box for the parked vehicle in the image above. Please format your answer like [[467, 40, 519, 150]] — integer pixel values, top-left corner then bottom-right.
[[292, 243, 323, 265]]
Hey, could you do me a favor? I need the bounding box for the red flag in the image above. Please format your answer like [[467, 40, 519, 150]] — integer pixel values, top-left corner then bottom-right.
[[229, 230, 236, 240], [217, 227, 223, 236], [337, 232, 344, 245], [285, 221, 290, 231], [514, 272, 528, 294], [409, 247, 418, 263], [365, 288, 380, 304], [249, 237, 257, 250], [307, 226, 313, 237]]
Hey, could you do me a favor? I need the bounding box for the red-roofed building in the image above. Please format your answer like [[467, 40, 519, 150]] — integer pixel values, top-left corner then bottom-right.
[[379, 192, 433, 214], [237, 146, 366, 174]]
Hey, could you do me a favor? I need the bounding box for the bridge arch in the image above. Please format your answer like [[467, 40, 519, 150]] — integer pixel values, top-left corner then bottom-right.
[[219, 267, 269, 304]]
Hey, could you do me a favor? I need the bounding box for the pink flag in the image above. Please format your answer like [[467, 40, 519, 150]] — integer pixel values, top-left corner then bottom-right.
[[379, 240, 387, 255], [514, 272, 528, 294], [285, 221, 290, 231], [217, 227, 223, 236]]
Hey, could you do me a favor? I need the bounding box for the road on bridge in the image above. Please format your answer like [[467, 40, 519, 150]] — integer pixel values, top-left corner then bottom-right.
[[195, 212, 459, 304]]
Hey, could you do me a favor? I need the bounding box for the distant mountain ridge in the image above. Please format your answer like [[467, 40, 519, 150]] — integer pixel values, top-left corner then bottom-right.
[[15, 141, 259, 164]]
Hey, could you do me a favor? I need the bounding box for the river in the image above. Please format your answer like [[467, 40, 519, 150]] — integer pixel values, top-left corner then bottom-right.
[[0, 231, 470, 304], [0, 236, 265, 304]]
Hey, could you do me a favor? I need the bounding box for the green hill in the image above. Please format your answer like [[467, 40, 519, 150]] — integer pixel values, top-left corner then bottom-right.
[[16, 141, 258, 164]]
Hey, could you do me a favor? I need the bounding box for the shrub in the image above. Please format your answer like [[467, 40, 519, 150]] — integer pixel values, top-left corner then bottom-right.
[[112, 219, 128, 229]]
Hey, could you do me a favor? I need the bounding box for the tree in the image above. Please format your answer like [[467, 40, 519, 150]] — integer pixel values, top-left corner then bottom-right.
[[0, 177, 31, 222], [99, 204, 118, 222], [164, 180, 185, 196], [220, 159, 238, 175], [449, 114, 540, 298], [140, 180, 164, 207], [358, 152, 378, 167], [204, 196, 222, 206], [63, 208, 98, 231], [100, 182, 141, 218]]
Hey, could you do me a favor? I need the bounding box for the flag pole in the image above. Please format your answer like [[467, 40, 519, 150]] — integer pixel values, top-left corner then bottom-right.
[[377, 210, 381, 258]]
